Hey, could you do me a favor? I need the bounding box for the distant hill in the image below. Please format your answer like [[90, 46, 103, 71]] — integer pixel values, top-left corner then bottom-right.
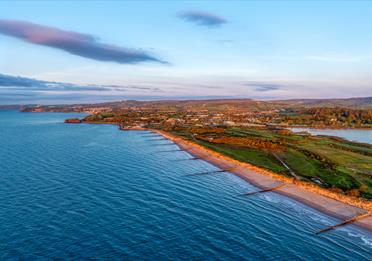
[[273, 97, 372, 109], [19, 97, 372, 112]]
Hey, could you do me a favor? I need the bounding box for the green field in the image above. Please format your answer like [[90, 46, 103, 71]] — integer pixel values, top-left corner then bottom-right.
[[171, 127, 372, 199]]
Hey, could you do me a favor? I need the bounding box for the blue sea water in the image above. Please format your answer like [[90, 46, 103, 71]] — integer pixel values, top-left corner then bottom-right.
[[0, 110, 371, 260], [290, 128, 372, 144]]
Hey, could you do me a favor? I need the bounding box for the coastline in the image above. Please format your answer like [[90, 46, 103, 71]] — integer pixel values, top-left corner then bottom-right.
[[152, 129, 372, 232], [80, 122, 372, 231]]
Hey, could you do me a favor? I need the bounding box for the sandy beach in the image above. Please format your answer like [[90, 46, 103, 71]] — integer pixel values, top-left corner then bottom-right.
[[152, 130, 372, 232]]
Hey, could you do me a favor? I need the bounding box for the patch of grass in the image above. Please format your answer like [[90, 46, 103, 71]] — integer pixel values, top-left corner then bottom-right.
[[195, 140, 287, 174], [280, 149, 320, 179]]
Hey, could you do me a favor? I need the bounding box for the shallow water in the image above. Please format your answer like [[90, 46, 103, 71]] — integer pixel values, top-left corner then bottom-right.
[[1, 111, 371, 260], [290, 128, 372, 144]]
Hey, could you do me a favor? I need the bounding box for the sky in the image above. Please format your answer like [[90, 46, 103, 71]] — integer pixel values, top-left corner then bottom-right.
[[0, 0, 372, 104]]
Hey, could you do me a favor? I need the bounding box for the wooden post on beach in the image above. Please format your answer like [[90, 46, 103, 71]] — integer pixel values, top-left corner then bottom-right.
[[243, 184, 287, 196], [154, 143, 176, 146], [185, 168, 236, 176], [176, 157, 201, 161], [315, 213, 370, 235], [145, 138, 167, 141], [158, 149, 184, 153]]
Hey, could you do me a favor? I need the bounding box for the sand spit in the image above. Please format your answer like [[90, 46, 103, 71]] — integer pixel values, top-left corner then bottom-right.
[[152, 130, 372, 232]]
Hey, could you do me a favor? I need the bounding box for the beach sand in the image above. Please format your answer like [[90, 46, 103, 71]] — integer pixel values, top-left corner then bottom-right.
[[153, 130, 372, 232]]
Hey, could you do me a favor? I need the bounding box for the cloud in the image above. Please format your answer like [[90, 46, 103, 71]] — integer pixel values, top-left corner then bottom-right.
[[0, 19, 166, 64], [87, 84, 162, 92], [0, 73, 162, 92], [178, 11, 227, 27], [0, 74, 106, 91], [245, 82, 283, 92]]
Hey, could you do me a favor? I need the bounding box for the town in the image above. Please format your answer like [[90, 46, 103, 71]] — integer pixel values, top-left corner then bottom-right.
[[22, 98, 372, 129]]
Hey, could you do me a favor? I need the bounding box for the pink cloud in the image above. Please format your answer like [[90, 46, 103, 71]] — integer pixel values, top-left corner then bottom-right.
[[0, 19, 166, 64]]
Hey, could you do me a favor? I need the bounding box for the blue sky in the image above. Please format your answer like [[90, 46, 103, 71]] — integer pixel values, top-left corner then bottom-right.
[[1, 0, 372, 104]]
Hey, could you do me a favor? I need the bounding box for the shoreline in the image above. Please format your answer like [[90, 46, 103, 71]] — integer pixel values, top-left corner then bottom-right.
[[80, 122, 372, 231], [151, 129, 372, 232]]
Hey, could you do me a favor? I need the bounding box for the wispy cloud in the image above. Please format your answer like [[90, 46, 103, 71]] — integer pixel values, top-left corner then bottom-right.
[[0, 74, 162, 92], [245, 82, 283, 92], [178, 11, 227, 27], [0, 19, 167, 64]]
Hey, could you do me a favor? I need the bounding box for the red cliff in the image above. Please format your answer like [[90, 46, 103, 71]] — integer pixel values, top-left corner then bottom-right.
[[64, 118, 82, 123]]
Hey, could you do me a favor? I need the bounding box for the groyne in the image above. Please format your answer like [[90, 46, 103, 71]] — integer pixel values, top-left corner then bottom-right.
[[152, 129, 372, 232]]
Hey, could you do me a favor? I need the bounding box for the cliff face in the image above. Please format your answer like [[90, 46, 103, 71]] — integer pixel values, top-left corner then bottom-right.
[[64, 118, 81, 123]]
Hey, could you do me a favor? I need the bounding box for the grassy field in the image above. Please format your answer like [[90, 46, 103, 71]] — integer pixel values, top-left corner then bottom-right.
[[171, 127, 372, 200]]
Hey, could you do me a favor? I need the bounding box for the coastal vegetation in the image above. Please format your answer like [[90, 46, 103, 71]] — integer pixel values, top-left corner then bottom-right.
[[169, 127, 372, 200], [277, 108, 372, 128]]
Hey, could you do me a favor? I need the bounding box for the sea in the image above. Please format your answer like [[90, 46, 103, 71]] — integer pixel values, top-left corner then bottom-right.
[[0, 110, 371, 260], [290, 128, 372, 144]]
